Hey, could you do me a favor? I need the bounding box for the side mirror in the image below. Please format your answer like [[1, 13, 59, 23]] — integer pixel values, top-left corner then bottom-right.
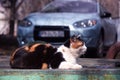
[[100, 12, 111, 18]]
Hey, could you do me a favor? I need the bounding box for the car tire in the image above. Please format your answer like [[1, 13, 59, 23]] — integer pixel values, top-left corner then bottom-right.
[[81, 35, 104, 58], [95, 33, 106, 58]]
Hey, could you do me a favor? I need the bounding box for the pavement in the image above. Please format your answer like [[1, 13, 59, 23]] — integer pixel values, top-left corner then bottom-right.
[[0, 55, 120, 69], [0, 55, 10, 69]]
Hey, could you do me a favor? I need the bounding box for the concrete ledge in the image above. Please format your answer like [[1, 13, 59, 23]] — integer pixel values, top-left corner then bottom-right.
[[0, 56, 120, 80], [0, 69, 120, 80]]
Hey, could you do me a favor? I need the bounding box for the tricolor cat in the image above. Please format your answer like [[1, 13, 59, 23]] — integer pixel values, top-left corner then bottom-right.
[[10, 35, 87, 69]]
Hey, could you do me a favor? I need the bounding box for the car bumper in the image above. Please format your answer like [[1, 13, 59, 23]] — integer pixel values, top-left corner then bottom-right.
[[17, 25, 101, 48]]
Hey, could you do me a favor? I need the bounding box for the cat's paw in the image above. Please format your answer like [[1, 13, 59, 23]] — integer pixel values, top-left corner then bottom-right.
[[59, 62, 82, 69], [72, 64, 82, 69]]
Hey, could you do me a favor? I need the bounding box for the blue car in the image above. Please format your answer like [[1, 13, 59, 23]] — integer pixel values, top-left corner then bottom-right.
[[17, 0, 117, 58]]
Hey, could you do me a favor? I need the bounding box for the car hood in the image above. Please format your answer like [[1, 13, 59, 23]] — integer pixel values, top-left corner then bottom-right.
[[27, 12, 99, 25]]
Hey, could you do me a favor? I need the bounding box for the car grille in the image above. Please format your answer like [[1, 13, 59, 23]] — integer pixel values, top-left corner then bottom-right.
[[34, 26, 70, 43]]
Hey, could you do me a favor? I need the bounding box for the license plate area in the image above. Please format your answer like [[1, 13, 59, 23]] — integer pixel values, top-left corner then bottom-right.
[[39, 30, 64, 37], [34, 26, 70, 43]]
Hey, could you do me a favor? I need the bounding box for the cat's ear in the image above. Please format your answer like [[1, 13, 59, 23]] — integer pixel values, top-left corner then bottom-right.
[[70, 38, 76, 43], [71, 34, 78, 42], [71, 34, 83, 42]]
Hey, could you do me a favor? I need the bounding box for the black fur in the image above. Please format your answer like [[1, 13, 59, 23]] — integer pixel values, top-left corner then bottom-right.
[[63, 39, 70, 48], [50, 52, 65, 69], [10, 44, 57, 69]]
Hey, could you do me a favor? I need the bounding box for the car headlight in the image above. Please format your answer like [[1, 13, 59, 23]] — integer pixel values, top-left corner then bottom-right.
[[18, 19, 32, 27], [73, 19, 97, 28]]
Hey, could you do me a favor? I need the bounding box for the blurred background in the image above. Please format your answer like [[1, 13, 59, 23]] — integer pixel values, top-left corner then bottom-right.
[[0, 0, 119, 55]]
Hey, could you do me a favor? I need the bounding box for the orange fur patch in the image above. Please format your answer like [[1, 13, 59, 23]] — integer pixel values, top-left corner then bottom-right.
[[45, 43, 51, 47], [70, 39, 83, 49], [24, 46, 29, 51], [28, 44, 41, 52], [41, 63, 48, 69]]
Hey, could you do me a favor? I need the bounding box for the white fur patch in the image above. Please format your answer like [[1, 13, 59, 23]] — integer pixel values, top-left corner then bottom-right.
[[57, 43, 87, 69], [59, 61, 82, 69]]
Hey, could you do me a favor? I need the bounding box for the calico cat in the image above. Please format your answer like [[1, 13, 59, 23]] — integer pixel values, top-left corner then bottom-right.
[[10, 35, 87, 69]]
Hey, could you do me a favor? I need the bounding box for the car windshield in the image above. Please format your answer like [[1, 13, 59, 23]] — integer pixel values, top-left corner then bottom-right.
[[41, 0, 98, 13]]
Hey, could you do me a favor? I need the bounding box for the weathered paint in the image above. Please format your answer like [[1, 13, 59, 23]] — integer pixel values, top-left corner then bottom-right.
[[0, 69, 120, 80]]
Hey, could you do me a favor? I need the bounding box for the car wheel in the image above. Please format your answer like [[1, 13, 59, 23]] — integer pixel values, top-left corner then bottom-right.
[[82, 35, 105, 58], [81, 35, 104, 58], [97, 35, 104, 57]]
